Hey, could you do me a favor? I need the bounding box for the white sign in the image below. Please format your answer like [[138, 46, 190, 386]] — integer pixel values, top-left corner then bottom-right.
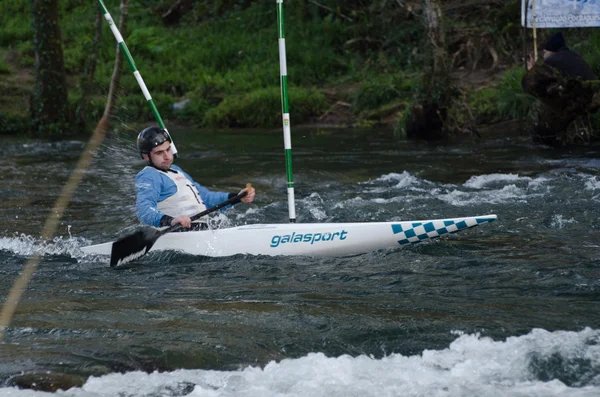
[[522, 0, 600, 27]]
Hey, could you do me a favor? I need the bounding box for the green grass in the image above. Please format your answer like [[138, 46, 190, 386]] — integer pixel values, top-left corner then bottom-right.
[[204, 86, 328, 127], [57, 1, 354, 128], [352, 73, 416, 113], [468, 67, 535, 123], [0, 60, 10, 75]]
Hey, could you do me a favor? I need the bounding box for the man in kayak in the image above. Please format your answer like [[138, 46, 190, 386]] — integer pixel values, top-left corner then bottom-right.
[[135, 126, 255, 230]]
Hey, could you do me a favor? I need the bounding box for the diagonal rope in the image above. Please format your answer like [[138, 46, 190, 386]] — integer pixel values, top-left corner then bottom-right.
[[0, 0, 129, 344], [0, 117, 109, 342]]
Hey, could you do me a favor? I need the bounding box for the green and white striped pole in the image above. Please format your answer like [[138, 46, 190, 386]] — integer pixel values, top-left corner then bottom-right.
[[96, 0, 178, 156], [277, 0, 296, 223]]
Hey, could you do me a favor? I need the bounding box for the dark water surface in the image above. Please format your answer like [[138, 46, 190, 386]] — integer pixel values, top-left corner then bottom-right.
[[0, 127, 599, 396]]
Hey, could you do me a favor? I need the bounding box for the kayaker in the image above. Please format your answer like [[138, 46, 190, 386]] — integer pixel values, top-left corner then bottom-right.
[[135, 126, 255, 230], [527, 32, 596, 81]]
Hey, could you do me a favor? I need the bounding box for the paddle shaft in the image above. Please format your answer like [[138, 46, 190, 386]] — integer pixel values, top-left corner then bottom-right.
[[162, 189, 248, 235], [96, 0, 178, 156], [110, 188, 250, 267]]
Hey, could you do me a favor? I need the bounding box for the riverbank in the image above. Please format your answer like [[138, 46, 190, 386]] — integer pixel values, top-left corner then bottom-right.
[[0, 48, 523, 136], [1, 1, 599, 139]]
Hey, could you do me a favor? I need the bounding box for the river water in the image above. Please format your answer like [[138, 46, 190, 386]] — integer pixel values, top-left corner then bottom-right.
[[0, 127, 599, 396]]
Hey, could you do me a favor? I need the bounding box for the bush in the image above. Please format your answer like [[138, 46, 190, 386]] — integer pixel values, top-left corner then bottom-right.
[[204, 86, 327, 127], [0, 1, 33, 46], [0, 60, 10, 75], [468, 67, 534, 123], [352, 74, 415, 112], [0, 111, 31, 135]]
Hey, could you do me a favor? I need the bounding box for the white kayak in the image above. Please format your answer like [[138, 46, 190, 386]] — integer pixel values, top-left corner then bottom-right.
[[81, 215, 497, 258]]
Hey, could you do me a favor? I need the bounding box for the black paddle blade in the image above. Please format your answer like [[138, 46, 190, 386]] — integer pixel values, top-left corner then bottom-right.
[[110, 228, 162, 267]]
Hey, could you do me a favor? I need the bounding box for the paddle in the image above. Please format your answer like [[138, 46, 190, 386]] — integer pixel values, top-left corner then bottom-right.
[[110, 186, 250, 267]]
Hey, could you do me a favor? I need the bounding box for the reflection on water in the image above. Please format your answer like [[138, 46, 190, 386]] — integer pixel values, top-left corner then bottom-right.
[[0, 127, 599, 395]]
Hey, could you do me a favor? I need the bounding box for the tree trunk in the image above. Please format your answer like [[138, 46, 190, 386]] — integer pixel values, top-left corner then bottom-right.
[[423, 0, 449, 93], [103, 0, 129, 123], [76, 8, 104, 133], [30, 0, 71, 137], [405, 0, 451, 140]]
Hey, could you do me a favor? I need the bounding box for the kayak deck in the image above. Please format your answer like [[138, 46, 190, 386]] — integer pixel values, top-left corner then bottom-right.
[[80, 215, 497, 258]]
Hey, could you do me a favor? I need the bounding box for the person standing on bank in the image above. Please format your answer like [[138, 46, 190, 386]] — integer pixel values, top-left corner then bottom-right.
[[527, 32, 596, 81], [135, 126, 255, 230]]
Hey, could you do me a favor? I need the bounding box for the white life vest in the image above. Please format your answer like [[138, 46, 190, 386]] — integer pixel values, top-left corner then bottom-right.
[[154, 167, 208, 221]]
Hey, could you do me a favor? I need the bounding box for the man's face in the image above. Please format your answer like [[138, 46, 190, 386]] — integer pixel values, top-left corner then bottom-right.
[[143, 141, 173, 170]]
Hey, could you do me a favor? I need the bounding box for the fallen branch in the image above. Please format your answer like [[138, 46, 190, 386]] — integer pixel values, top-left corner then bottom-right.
[[308, 0, 353, 22], [161, 0, 193, 25], [318, 100, 351, 121]]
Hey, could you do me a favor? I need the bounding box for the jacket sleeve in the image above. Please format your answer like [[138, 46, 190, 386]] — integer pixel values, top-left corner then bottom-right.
[[179, 169, 232, 210], [135, 170, 165, 227]]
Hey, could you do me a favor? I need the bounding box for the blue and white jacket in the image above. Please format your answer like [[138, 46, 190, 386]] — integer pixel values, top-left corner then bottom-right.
[[135, 164, 231, 227]]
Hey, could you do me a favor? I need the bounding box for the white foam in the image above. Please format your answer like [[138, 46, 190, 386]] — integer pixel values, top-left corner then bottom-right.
[[355, 172, 551, 208], [332, 196, 365, 210], [584, 176, 600, 191], [367, 172, 425, 189], [370, 196, 408, 204], [0, 234, 90, 259], [437, 184, 535, 207], [3, 328, 598, 397], [464, 173, 532, 189], [301, 193, 327, 220], [527, 176, 551, 191], [549, 214, 578, 229], [208, 212, 234, 229]]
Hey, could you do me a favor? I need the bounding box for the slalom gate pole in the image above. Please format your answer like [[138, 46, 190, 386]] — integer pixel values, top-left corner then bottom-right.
[[97, 0, 178, 156], [277, 0, 296, 222]]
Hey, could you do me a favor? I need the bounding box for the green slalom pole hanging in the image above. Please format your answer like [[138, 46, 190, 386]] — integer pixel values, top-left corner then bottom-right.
[[277, 0, 296, 223], [96, 0, 178, 156]]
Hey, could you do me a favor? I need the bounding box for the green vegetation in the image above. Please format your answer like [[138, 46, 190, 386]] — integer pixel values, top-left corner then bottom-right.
[[204, 86, 328, 127], [1, 0, 600, 137], [0, 60, 10, 75], [468, 68, 536, 124]]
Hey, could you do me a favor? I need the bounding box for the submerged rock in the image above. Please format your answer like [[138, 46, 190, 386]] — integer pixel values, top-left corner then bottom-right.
[[8, 372, 85, 392]]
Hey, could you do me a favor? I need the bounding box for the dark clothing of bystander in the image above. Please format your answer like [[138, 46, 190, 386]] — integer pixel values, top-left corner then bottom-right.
[[544, 47, 597, 81]]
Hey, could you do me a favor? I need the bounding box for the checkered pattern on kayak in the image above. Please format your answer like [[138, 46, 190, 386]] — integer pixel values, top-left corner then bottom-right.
[[391, 217, 495, 245]]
